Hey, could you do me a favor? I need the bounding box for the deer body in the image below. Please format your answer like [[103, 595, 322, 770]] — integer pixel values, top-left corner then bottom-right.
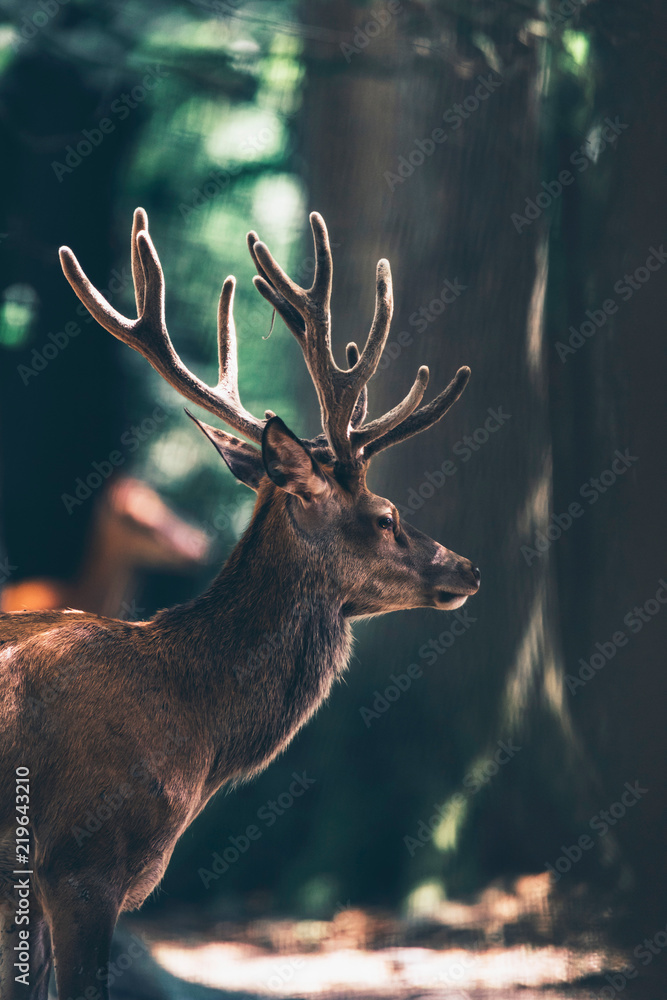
[[0, 482, 351, 900], [0, 210, 479, 999]]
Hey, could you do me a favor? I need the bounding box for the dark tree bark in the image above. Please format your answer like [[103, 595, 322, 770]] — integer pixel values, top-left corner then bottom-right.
[[558, 2, 667, 986], [288, 0, 596, 906], [0, 31, 139, 585]]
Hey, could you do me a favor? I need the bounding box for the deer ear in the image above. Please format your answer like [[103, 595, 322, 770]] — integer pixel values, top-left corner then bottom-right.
[[262, 416, 329, 502], [185, 410, 264, 491]]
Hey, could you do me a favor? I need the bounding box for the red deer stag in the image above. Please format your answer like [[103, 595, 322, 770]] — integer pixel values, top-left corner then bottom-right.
[[0, 209, 479, 1000]]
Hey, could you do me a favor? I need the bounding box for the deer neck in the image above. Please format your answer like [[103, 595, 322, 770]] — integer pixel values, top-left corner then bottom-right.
[[153, 487, 352, 784]]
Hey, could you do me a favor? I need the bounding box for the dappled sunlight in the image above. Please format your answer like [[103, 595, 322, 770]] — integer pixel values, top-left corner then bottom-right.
[[526, 239, 549, 385], [432, 793, 468, 854], [150, 938, 616, 997], [502, 583, 548, 727], [1, 3, 663, 997], [137, 875, 621, 999]]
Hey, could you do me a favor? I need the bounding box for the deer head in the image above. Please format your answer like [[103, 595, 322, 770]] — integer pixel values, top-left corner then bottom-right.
[[59, 209, 479, 618]]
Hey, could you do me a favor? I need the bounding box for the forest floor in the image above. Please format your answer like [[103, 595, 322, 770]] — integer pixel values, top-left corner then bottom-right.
[[120, 874, 631, 999]]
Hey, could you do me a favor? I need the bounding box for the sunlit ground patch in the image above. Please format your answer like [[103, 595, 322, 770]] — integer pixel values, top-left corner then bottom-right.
[[149, 934, 620, 998]]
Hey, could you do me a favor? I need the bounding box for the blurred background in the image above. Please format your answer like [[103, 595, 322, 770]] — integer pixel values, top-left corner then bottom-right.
[[0, 1, 665, 997]]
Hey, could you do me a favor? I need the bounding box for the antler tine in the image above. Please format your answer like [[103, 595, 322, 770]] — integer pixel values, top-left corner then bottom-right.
[[60, 209, 266, 445], [246, 213, 470, 466], [362, 365, 471, 461], [248, 231, 305, 340], [351, 259, 393, 388], [249, 214, 361, 461], [308, 211, 333, 305], [217, 276, 239, 396], [59, 246, 137, 343], [352, 365, 429, 451], [251, 240, 311, 314], [131, 207, 148, 314], [250, 212, 333, 315], [346, 343, 367, 427]]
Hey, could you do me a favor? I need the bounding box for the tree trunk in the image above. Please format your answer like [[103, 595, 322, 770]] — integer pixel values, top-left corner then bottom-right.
[[292, 0, 594, 905], [563, 2, 667, 983]]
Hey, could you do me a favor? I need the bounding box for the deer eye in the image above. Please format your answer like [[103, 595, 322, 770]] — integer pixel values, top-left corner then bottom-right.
[[377, 515, 394, 531]]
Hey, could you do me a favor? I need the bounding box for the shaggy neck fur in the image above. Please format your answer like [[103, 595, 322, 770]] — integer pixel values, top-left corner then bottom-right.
[[151, 483, 352, 785]]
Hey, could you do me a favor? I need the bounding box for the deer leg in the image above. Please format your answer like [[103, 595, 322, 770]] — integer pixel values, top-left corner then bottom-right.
[[0, 900, 52, 1000], [42, 884, 118, 1000]]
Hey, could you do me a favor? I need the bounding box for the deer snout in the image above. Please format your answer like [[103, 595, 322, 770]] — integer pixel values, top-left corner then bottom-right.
[[429, 550, 480, 610]]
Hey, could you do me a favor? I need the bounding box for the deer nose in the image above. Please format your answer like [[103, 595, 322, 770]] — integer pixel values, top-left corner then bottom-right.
[[471, 565, 481, 585]]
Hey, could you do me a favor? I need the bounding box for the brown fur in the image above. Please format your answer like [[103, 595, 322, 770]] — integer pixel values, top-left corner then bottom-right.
[[0, 208, 479, 999], [0, 458, 478, 999]]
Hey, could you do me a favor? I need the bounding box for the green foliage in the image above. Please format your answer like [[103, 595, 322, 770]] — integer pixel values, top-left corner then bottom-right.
[[0, 0, 306, 548], [120, 6, 307, 543]]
